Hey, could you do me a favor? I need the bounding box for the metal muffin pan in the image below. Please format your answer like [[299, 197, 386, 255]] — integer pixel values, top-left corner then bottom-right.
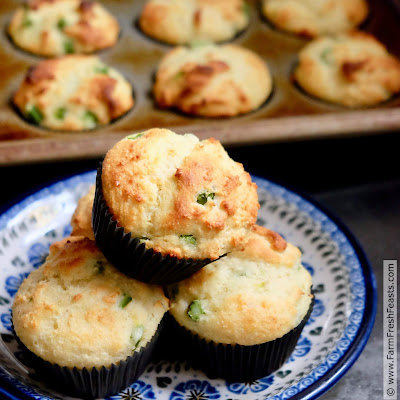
[[0, 0, 400, 165]]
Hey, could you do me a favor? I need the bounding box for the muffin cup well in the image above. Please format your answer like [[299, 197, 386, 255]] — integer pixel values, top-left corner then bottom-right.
[[12, 318, 164, 399], [92, 162, 214, 285], [167, 298, 314, 382]]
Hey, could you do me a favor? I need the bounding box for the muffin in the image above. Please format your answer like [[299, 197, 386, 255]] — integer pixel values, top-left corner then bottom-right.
[[12, 236, 169, 398], [93, 128, 260, 284], [153, 44, 272, 117], [8, 0, 120, 57], [262, 0, 368, 38], [293, 31, 400, 107], [13, 55, 134, 130], [139, 0, 250, 45], [71, 184, 95, 239], [167, 225, 313, 381]]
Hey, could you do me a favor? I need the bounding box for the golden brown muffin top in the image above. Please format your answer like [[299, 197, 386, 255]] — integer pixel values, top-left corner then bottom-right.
[[13, 55, 134, 130], [294, 31, 400, 107], [101, 128, 259, 260], [12, 236, 169, 369], [262, 0, 368, 38], [71, 185, 95, 239], [169, 225, 312, 345], [8, 0, 120, 57], [154, 43, 272, 117], [139, 0, 249, 45]]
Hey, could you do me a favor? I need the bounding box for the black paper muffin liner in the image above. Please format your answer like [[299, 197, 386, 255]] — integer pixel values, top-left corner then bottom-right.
[[92, 162, 215, 285], [167, 297, 315, 382], [12, 318, 164, 399]]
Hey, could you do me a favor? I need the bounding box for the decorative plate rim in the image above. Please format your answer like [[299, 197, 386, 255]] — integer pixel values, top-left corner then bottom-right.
[[0, 171, 377, 400], [251, 175, 377, 400]]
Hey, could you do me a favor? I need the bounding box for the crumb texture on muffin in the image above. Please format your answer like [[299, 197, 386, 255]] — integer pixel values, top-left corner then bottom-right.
[[139, 0, 249, 45], [169, 225, 312, 345], [154, 44, 272, 117], [294, 31, 400, 107], [101, 128, 260, 260], [71, 185, 95, 239], [13, 55, 134, 130], [262, 0, 368, 37], [8, 0, 120, 57], [12, 236, 169, 369]]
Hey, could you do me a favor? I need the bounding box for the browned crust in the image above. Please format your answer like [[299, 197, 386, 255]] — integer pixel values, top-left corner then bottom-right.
[[156, 59, 235, 114], [13, 59, 58, 107], [193, 8, 202, 26], [48, 236, 98, 274], [78, 0, 95, 12], [164, 138, 258, 237], [71, 185, 95, 239], [164, 60, 230, 104], [64, 17, 118, 49], [90, 76, 120, 119], [341, 60, 367, 81], [239, 225, 299, 266], [251, 225, 287, 252], [341, 55, 400, 93], [25, 64, 55, 85], [28, 0, 57, 10], [154, 44, 271, 117]]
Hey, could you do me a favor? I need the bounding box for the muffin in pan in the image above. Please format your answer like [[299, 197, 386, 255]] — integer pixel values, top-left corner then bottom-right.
[[293, 31, 400, 107], [139, 0, 250, 45], [262, 0, 368, 38], [167, 225, 313, 381], [13, 55, 134, 131], [153, 44, 272, 117], [71, 184, 95, 239], [8, 0, 120, 57], [12, 236, 169, 398], [93, 128, 260, 284]]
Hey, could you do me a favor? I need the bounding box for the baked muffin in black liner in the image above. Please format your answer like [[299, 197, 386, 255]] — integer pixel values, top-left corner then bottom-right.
[[165, 224, 314, 381], [12, 318, 164, 399], [167, 298, 314, 382], [94, 129, 261, 284], [10, 235, 170, 399], [92, 162, 214, 285]]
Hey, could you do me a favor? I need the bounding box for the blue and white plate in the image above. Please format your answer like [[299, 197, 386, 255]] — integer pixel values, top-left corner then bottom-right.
[[0, 171, 376, 400]]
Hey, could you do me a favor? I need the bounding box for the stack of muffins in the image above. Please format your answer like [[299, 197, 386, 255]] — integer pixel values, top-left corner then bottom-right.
[[12, 128, 313, 398]]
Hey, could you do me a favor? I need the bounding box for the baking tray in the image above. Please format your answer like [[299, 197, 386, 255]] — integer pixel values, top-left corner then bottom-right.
[[0, 0, 399, 165]]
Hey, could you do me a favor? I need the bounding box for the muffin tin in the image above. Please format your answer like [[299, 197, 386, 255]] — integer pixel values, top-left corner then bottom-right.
[[0, 0, 399, 165]]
